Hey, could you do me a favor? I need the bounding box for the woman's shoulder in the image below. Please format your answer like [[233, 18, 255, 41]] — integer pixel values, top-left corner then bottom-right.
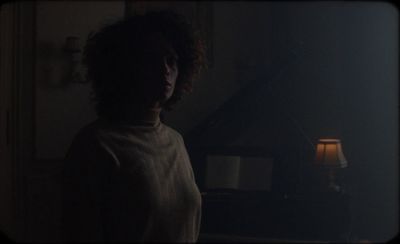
[[161, 123, 184, 141], [66, 118, 120, 158], [65, 119, 119, 167], [70, 119, 104, 145]]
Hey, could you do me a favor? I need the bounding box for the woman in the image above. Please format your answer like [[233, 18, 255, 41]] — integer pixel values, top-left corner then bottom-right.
[[62, 10, 206, 242]]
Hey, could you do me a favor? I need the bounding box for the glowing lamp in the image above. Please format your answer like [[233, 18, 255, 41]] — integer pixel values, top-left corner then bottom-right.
[[314, 139, 348, 192]]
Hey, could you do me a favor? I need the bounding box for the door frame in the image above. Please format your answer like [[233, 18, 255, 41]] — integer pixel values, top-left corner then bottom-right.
[[0, 1, 35, 241]]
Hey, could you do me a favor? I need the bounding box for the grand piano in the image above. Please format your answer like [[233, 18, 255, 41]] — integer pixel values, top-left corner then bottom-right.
[[182, 46, 352, 242]]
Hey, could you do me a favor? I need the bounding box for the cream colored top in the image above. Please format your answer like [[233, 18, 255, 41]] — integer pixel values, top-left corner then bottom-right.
[[62, 118, 202, 242]]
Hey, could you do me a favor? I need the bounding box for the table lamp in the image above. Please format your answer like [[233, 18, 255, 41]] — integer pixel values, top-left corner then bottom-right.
[[314, 139, 348, 192]]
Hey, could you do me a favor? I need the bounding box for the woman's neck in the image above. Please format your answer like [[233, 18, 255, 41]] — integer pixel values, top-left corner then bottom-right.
[[107, 105, 161, 126]]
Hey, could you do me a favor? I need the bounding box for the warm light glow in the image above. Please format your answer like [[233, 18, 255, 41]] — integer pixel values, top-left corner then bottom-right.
[[315, 139, 347, 168]]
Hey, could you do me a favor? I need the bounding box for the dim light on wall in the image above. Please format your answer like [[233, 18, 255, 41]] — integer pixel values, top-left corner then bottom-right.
[[314, 139, 347, 192], [64, 36, 86, 83]]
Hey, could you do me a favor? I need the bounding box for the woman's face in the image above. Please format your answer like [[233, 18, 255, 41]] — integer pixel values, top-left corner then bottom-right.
[[133, 33, 179, 105]]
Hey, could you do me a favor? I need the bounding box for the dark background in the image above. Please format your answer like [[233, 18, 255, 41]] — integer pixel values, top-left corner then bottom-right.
[[0, 1, 398, 242]]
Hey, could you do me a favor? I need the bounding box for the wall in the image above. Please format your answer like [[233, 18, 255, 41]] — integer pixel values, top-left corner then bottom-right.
[[35, 1, 124, 159], [277, 3, 398, 241], [215, 2, 398, 242], [29, 1, 124, 241]]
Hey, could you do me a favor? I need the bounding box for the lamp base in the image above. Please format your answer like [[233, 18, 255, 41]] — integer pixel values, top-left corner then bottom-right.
[[310, 167, 345, 193], [328, 181, 342, 192], [327, 168, 344, 192]]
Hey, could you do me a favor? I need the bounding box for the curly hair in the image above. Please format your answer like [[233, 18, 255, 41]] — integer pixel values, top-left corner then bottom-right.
[[83, 10, 207, 119]]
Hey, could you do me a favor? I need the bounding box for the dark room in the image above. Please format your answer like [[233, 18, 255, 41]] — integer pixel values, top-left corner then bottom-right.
[[0, 1, 398, 243]]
